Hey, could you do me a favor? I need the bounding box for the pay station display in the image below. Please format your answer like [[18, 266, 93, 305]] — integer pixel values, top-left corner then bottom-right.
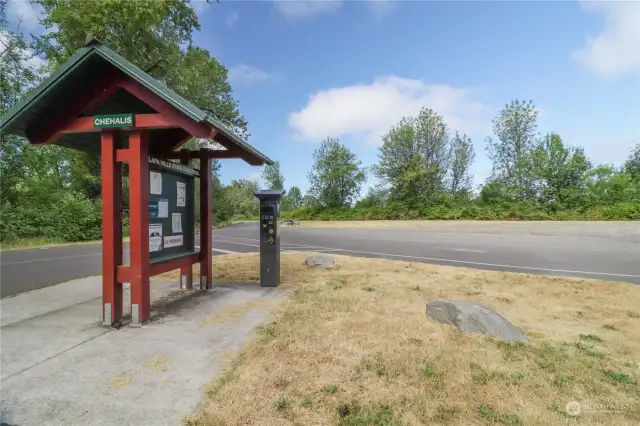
[[148, 157, 196, 262], [261, 202, 277, 245]]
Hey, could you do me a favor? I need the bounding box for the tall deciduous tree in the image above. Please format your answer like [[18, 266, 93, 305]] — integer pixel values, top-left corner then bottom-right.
[[164, 46, 249, 140], [624, 143, 640, 183], [376, 108, 450, 206], [283, 186, 303, 210], [261, 160, 285, 190], [223, 179, 259, 218], [448, 132, 475, 196], [34, 0, 198, 72], [486, 99, 538, 199], [308, 138, 366, 208], [531, 133, 591, 209]]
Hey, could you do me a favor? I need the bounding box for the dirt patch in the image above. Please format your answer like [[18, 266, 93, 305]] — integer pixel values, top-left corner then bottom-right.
[[177, 252, 640, 425], [144, 355, 173, 372], [107, 373, 133, 389], [203, 300, 280, 327]]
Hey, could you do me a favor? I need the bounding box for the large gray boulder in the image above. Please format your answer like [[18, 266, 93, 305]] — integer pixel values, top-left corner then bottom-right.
[[305, 254, 335, 268], [426, 300, 530, 343]]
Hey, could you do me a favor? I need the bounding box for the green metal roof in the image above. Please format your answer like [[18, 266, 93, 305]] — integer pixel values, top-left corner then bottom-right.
[[0, 38, 272, 166]]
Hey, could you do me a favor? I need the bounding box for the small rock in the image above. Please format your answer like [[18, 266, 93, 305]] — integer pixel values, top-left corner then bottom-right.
[[305, 254, 334, 268], [426, 300, 530, 343]]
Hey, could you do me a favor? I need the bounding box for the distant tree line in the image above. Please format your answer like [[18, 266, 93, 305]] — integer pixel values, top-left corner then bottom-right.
[[273, 100, 639, 221]]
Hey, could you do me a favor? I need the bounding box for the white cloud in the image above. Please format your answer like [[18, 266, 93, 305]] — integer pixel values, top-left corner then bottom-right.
[[571, 1, 640, 78], [273, 0, 342, 21], [227, 64, 273, 86], [225, 11, 239, 27], [245, 172, 263, 185], [288, 75, 491, 145], [190, 0, 212, 17], [366, 0, 397, 20]]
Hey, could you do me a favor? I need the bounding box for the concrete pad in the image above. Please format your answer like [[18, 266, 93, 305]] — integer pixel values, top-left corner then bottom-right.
[[1, 277, 290, 426]]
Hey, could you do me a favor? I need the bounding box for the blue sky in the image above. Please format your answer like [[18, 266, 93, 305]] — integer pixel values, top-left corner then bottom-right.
[[7, 0, 640, 195]]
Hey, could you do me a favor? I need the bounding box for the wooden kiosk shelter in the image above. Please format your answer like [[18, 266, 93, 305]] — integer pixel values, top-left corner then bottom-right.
[[0, 38, 272, 326]]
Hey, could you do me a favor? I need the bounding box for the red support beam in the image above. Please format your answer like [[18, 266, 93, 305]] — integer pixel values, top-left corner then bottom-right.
[[128, 130, 151, 326], [116, 265, 130, 284], [115, 149, 130, 163], [119, 78, 218, 140], [100, 130, 123, 326], [150, 254, 199, 277], [60, 113, 180, 134], [199, 148, 213, 290], [179, 148, 194, 290], [117, 253, 199, 288], [30, 69, 122, 145]]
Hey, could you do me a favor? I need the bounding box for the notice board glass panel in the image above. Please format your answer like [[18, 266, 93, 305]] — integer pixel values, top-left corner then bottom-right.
[[148, 158, 196, 264]]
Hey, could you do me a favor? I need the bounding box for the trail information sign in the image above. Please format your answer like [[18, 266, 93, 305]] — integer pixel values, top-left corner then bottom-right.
[[148, 157, 196, 263]]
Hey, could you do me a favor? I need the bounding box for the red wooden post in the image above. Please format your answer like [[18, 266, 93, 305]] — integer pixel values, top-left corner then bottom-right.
[[128, 130, 151, 325], [199, 148, 213, 290], [101, 131, 123, 325], [179, 148, 193, 290]]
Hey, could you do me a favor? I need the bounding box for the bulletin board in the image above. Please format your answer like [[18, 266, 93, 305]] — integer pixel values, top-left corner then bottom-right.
[[148, 157, 196, 264]]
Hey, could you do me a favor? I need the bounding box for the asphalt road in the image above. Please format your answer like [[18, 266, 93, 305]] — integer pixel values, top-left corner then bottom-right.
[[2, 221, 639, 298]]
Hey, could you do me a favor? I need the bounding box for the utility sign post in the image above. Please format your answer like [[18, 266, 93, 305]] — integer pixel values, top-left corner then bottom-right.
[[255, 189, 284, 287], [93, 113, 134, 129]]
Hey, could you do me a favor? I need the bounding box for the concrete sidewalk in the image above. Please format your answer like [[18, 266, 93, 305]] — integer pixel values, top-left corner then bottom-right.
[[1, 276, 289, 426]]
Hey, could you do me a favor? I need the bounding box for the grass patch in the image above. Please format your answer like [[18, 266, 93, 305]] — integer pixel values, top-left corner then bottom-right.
[[579, 333, 604, 343], [603, 370, 632, 384], [177, 252, 640, 425], [337, 403, 401, 426], [603, 324, 617, 330], [478, 404, 522, 425]]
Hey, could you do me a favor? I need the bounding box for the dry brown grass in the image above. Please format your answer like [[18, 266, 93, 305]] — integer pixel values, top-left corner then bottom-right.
[[202, 300, 281, 327], [177, 253, 640, 426]]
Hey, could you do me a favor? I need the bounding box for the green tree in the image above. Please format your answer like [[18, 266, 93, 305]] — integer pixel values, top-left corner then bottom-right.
[[376, 108, 450, 206], [448, 131, 475, 196], [308, 138, 366, 208], [261, 160, 285, 190], [283, 186, 303, 210], [486, 99, 538, 200], [34, 0, 198, 73], [531, 133, 591, 209], [224, 179, 259, 218], [355, 184, 389, 208], [585, 166, 639, 206], [624, 143, 640, 183], [164, 46, 249, 139]]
